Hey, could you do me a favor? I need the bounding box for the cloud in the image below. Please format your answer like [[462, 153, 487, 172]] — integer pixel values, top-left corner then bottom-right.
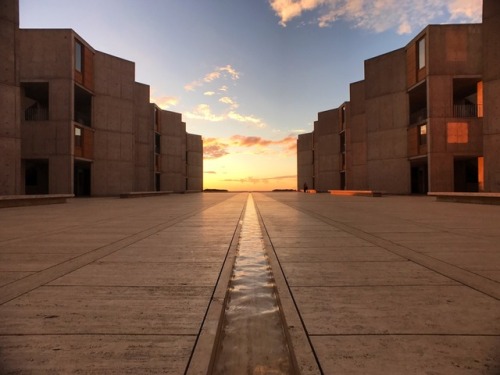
[[202, 135, 297, 160], [203, 138, 230, 159], [219, 96, 238, 108], [204, 171, 217, 174], [223, 175, 297, 184], [185, 104, 225, 122], [150, 95, 179, 109], [269, 0, 482, 34], [228, 112, 265, 128], [204, 91, 216, 96], [184, 65, 240, 92]]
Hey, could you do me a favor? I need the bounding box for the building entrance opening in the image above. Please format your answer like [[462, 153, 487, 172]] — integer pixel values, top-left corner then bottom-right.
[[24, 159, 49, 194], [74, 161, 91, 196], [411, 163, 428, 194], [454, 157, 480, 192]]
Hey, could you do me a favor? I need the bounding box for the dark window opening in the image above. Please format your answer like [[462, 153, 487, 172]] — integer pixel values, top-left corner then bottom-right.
[[454, 158, 479, 192], [409, 81, 427, 125], [453, 78, 481, 118], [411, 163, 428, 194], [24, 159, 49, 194], [155, 173, 161, 191], [340, 172, 346, 190], [74, 84, 92, 126], [22, 82, 49, 121], [75, 40, 83, 72], [74, 161, 91, 197], [155, 133, 161, 154], [340, 106, 346, 130]]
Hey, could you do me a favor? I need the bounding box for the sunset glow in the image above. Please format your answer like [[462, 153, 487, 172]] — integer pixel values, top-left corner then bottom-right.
[[19, 0, 482, 191]]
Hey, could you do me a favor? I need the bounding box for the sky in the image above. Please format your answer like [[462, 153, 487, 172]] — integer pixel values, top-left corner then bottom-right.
[[19, 0, 482, 191]]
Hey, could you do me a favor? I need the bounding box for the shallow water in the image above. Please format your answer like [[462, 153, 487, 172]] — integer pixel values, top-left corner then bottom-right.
[[212, 194, 294, 375]]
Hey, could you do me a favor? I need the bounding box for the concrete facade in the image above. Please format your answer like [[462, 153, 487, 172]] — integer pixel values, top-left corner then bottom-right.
[[298, 14, 497, 193], [0, 1, 203, 197], [483, 0, 500, 192], [0, 0, 21, 195]]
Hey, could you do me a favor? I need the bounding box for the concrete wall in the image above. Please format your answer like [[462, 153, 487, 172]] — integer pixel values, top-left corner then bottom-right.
[[92, 51, 136, 195], [297, 132, 314, 191], [483, 0, 500, 192], [347, 81, 368, 190], [18, 29, 74, 194], [0, 0, 21, 194], [364, 48, 410, 194], [314, 109, 340, 191], [133, 83, 154, 192], [160, 110, 187, 192], [424, 25, 483, 192], [186, 133, 203, 191]]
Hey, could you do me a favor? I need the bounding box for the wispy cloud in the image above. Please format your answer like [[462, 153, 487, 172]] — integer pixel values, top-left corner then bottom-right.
[[219, 96, 239, 108], [203, 135, 297, 160], [184, 65, 240, 91], [204, 91, 216, 96], [150, 95, 179, 109], [186, 104, 226, 122], [269, 0, 482, 34]]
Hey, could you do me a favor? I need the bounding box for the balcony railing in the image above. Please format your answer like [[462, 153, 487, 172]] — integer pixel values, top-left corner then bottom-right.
[[409, 108, 427, 125], [25, 106, 48, 121], [453, 104, 480, 118]]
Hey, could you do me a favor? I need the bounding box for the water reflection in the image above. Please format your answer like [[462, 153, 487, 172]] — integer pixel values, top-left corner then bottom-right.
[[212, 194, 295, 375]]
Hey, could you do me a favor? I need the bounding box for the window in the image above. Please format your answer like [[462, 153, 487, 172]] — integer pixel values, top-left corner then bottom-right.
[[75, 127, 82, 147], [74, 84, 92, 126], [418, 37, 426, 69], [155, 133, 161, 154], [75, 40, 83, 72], [22, 82, 49, 121], [419, 124, 427, 145]]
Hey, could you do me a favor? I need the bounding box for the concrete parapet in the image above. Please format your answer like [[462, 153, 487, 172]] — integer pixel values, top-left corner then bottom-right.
[[119, 191, 173, 199], [428, 192, 500, 205], [329, 190, 382, 197], [0, 194, 73, 208]]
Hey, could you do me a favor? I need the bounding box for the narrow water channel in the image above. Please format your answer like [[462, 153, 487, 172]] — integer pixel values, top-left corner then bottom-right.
[[212, 194, 295, 374]]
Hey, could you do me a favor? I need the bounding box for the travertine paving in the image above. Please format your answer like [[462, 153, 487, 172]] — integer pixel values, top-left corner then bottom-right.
[[0, 192, 499, 374]]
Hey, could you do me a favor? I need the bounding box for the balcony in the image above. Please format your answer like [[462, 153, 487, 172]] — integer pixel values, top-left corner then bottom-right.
[[453, 104, 482, 118], [409, 108, 427, 125]]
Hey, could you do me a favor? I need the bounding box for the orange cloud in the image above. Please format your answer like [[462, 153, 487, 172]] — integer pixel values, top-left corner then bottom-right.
[[270, 0, 482, 34], [151, 95, 179, 109], [203, 135, 296, 160]]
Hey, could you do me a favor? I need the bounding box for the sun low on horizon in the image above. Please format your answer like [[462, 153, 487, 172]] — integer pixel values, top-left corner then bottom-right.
[[19, 0, 482, 192]]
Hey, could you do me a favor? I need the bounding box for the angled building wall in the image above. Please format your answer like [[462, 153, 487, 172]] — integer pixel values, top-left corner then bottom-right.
[[483, 0, 500, 192], [313, 109, 340, 191], [347, 80, 367, 190], [92, 52, 135, 196], [297, 132, 314, 191], [160, 110, 187, 192], [0, 0, 21, 195], [186, 133, 203, 191], [365, 48, 409, 194]]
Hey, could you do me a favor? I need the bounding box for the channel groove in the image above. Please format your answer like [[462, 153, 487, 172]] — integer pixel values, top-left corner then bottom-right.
[[211, 194, 295, 374]]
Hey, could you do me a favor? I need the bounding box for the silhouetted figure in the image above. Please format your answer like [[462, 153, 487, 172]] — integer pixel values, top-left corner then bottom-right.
[[303, 182, 308, 193]]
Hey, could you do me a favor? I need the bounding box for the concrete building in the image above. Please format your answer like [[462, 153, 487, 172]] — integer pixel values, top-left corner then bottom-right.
[[0, 0, 202, 196], [298, 3, 498, 194]]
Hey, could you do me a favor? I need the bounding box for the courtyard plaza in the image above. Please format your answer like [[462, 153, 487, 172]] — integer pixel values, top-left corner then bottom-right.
[[0, 192, 499, 374]]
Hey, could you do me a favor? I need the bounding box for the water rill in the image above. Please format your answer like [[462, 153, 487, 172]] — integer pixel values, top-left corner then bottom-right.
[[211, 194, 296, 374]]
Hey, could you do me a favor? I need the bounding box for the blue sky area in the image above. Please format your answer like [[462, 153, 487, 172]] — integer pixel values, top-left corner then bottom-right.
[[19, 0, 482, 191]]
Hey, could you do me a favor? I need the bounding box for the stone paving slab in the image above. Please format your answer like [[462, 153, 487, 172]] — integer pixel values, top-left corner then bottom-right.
[[282, 261, 459, 287], [272, 246, 404, 262], [0, 335, 194, 375], [311, 335, 500, 375], [292, 285, 500, 335], [0, 286, 212, 335], [48, 262, 223, 287]]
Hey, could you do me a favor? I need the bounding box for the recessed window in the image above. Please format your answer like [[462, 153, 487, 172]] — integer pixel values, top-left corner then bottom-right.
[[418, 37, 426, 69], [75, 127, 82, 147], [75, 40, 83, 72], [22, 82, 49, 121], [419, 124, 427, 145]]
